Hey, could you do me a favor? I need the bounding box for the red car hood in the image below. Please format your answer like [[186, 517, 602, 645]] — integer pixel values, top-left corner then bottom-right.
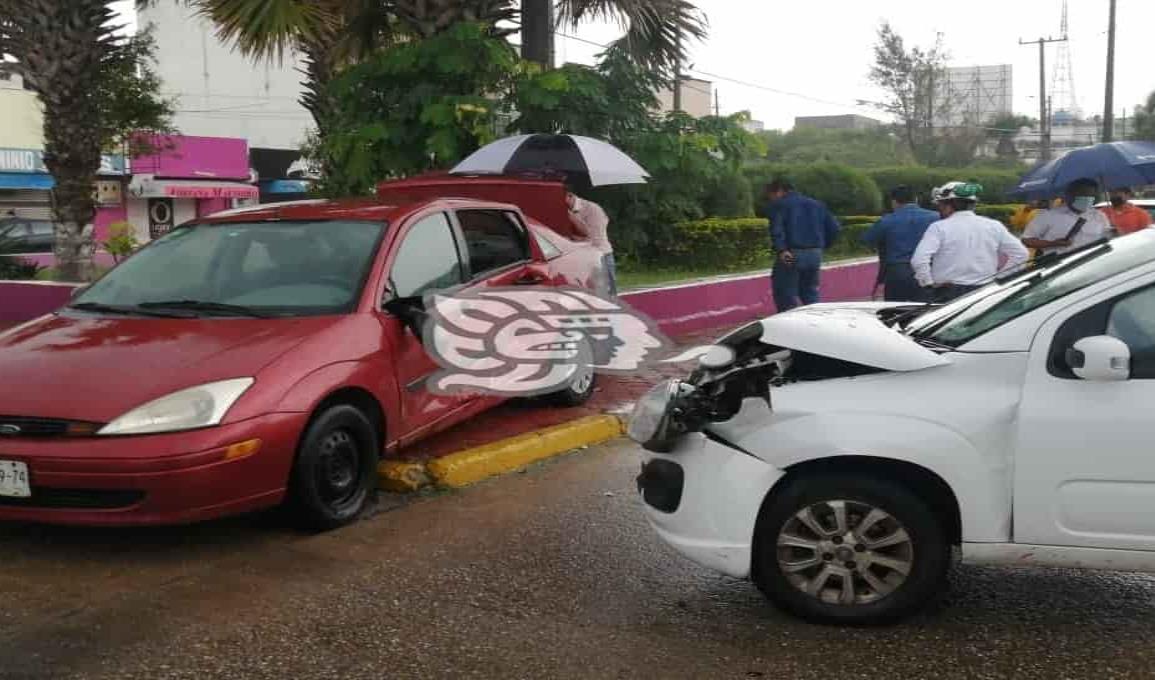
[[0, 313, 340, 423]]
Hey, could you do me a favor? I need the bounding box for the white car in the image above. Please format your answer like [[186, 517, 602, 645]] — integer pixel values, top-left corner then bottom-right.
[[629, 229, 1155, 625]]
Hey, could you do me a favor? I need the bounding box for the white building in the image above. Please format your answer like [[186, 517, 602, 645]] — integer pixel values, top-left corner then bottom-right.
[[656, 77, 714, 118], [934, 64, 1013, 129], [137, 3, 313, 151]]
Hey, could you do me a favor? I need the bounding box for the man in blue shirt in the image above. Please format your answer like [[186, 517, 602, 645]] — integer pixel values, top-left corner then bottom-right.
[[861, 185, 940, 302], [765, 179, 841, 312]]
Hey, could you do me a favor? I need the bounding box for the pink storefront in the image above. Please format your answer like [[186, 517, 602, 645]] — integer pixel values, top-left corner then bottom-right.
[[126, 135, 258, 243]]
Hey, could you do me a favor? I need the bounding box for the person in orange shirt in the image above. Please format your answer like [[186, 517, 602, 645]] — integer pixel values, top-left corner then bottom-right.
[[1101, 187, 1153, 235]]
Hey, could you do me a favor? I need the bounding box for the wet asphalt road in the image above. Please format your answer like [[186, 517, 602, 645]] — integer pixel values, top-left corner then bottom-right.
[[2, 439, 1155, 680]]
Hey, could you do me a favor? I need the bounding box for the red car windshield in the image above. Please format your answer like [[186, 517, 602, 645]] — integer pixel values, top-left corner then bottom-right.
[[73, 220, 386, 317]]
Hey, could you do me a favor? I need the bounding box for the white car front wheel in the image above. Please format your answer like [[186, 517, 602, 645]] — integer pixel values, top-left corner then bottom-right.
[[753, 474, 950, 625]]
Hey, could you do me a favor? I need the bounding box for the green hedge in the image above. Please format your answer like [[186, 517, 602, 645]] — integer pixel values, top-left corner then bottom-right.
[[745, 162, 882, 217], [866, 166, 1023, 206], [742, 162, 1023, 216], [658, 217, 874, 270]]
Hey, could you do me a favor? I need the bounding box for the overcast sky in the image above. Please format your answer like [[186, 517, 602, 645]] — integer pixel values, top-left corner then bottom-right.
[[114, 0, 1152, 131]]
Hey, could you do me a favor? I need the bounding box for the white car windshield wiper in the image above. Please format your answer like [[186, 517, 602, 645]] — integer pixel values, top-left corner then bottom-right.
[[138, 300, 274, 318], [69, 301, 195, 319]]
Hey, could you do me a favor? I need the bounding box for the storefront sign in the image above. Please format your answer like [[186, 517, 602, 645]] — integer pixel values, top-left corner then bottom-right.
[[128, 174, 259, 201], [164, 184, 258, 199], [0, 148, 127, 175], [148, 198, 175, 239]]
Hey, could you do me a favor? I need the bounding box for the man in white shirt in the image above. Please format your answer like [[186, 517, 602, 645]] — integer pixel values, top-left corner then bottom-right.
[[567, 192, 616, 296], [1022, 178, 1111, 255], [911, 181, 1030, 303]]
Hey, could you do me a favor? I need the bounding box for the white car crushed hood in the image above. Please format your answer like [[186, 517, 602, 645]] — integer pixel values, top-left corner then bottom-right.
[[757, 304, 950, 372]]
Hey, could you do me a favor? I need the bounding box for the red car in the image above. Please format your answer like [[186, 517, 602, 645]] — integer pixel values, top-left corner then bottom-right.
[[0, 175, 606, 528]]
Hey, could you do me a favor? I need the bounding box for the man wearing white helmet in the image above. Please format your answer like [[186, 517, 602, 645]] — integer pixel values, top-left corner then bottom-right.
[[911, 181, 1030, 303]]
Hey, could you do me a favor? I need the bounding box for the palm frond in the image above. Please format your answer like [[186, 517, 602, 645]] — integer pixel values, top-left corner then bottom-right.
[[556, 0, 706, 77], [189, 0, 344, 62]]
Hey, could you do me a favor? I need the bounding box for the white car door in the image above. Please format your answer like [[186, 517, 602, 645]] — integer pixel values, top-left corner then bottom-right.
[[1014, 273, 1155, 550]]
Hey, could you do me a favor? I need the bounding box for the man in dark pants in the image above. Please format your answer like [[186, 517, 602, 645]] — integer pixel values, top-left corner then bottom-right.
[[765, 179, 840, 312], [862, 185, 940, 302]]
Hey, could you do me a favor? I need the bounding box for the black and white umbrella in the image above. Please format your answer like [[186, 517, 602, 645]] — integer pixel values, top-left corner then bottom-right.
[[451, 134, 649, 187]]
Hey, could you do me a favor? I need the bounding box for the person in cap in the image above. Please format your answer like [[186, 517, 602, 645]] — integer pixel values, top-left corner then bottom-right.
[[1100, 187, 1152, 235], [911, 181, 1030, 303], [862, 185, 940, 302], [1022, 178, 1111, 254]]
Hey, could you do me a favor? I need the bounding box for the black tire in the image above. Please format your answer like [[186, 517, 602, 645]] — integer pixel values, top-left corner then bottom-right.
[[542, 365, 597, 407], [752, 474, 949, 626], [288, 404, 378, 531]]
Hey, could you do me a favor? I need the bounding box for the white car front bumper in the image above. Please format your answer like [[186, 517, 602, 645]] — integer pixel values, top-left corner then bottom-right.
[[637, 433, 785, 579]]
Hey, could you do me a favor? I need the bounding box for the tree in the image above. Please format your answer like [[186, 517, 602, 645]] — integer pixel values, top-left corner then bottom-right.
[[306, 22, 521, 197], [550, 0, 705, 77], [1134, 91, 1155, 142], [1, 2, 174, 282], [866, 22, 949, 165], [760, 127, 914, 167], [185, 0, 704, 132]]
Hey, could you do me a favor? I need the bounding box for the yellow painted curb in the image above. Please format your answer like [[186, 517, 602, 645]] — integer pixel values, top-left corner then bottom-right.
[[378, 460, 432, 493], [426, 415, 626, 489]]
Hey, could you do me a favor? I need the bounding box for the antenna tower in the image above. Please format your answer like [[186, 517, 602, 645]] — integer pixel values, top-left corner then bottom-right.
[[1050, 0, 1079, 123]]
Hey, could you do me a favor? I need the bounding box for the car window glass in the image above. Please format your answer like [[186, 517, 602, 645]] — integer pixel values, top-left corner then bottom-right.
[[918, 238, 1151, 346], [390, 212, 464, 298], [240, 240, 274, 275], [533, 228, 562, 260], [456, 209, 528, 277], [74, 220, 385, 316], [29, 221, 54, 235], [1108, 286, 1155, 379]]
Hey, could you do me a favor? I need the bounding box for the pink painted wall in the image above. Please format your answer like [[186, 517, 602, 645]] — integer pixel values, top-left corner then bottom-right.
[[0, 281, 80, 324], [620, 259, 879, 336], [131, 134, 251, 180], [197, 198, 231, 217], [94, 202, 128, 244]]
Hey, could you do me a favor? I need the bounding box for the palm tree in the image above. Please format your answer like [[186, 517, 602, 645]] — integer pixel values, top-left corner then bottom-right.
[[1, 1, 121, 282], [546, 0, 705, 76], [183, 0, 703, 131]]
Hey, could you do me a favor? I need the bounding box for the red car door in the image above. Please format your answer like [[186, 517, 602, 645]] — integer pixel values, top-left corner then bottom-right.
[[378, 210, 475, 442], [451, 208, 546, 288]]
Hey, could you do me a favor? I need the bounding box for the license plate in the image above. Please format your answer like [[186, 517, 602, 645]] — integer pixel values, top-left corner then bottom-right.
[[0, 460, 31, 498]]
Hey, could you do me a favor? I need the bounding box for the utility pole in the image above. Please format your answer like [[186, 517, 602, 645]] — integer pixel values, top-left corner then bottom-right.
[[521, 0, 555, 69], [714, 88, 720, 117], [1020, 35, 1065, 162], [1103, 0, 1118, 142], [672, 32, 683, 113]]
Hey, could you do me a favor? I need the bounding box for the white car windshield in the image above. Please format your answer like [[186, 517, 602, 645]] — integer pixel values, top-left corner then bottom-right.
[[906, 233, 1155, 346], [72, 220, 386, 317]]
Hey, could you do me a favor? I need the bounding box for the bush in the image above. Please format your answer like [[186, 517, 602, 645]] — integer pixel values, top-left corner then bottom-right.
[[102, 221, 140, 263], [656, 217, 875, 270], [745, 162, 882, 216], [866, 166, 1023, 206], [703, 170, 754, 218], [0, 255, 43, 280]]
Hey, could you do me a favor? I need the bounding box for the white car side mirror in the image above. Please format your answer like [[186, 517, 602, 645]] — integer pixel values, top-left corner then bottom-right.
[[1067, 335, 1131, 381]]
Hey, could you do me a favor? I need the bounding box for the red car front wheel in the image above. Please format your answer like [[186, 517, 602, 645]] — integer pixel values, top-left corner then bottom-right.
[[288, 405, 378, 531]]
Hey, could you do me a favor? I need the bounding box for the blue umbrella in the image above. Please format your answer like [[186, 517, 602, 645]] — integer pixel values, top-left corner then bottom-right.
[[1011, 141, 1155, 200]]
